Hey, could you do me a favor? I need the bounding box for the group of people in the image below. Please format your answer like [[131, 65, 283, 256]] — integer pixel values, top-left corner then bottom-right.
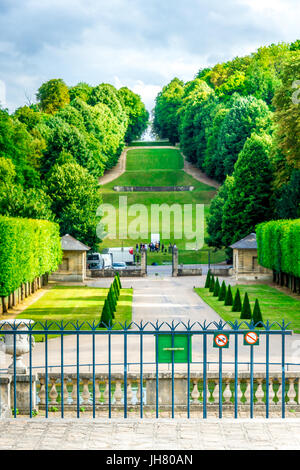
[[135, 242, 177, 253]]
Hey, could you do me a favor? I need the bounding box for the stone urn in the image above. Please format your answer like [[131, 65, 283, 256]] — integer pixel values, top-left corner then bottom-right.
[[0, 319, 35, 374]]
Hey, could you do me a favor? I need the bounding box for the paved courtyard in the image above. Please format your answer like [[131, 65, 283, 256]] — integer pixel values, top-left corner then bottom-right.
[[0, 418, 300, 450]]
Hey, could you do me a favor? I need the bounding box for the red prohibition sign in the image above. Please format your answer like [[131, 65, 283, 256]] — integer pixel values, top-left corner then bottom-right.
[[244, 331, 259, 345], [214, 333, 228, 347]]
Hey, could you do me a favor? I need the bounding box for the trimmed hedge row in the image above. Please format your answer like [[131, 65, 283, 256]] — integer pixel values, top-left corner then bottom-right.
[[0, 216, 62, 297], [204, 270, 263, 326], [100, 273, 122, 327], [256, 219, 300, 277]]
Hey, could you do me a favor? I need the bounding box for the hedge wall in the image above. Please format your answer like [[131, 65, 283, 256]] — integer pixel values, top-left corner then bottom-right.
[[256, 219, 300, 277], [0, 216, 62, 296]]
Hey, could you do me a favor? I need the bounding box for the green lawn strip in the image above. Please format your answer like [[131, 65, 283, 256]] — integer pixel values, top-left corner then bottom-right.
[[99, 147, 219, 258], [16, 285, 133, 341], [147, 249, 226, 265], [126, 148, 183, 171], [194, 284, 300, 332]]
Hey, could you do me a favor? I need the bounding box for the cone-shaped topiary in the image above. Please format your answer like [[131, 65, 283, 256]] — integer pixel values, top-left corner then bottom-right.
[[213, 277, 220, 297], [240, 292, 252, 320], [107, 289, 116, 316], [253, 298, 264, 327], [113, 278, 119, 298], [115, 271, 122, 289], [224, 284, 233, 306], [209, 274, 215, 292], [218, 281, 226, 301], [205, 270, 211, 288], [232, 288, 242, 312], [100, 299, 113, 327]]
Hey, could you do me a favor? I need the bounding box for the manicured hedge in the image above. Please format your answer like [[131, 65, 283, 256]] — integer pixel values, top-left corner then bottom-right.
[[256, 219, 300, 277], [0, 216, 62, 296]]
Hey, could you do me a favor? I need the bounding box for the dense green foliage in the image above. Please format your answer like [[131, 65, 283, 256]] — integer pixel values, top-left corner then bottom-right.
[[153, 41, 300, 252], [0, 78, 148, 249], [0, 216, 62, 296], [256, 219, 300, 277], [117, 87, 149, 143]]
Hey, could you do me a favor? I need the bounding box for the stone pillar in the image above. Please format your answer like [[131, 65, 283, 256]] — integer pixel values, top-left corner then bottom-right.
[[146, 376, 187, 406], [140, 248, 147, 277], [10, 375, 37, 415], [172, 246, 178, 277], [0, 375, 11, 418]]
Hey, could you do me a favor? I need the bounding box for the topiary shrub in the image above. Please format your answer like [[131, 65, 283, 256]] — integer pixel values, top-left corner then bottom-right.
[[100, 298, 113, 327], [240, 292, 252, 320], [218, 281, 226, 301], [205, 270, 211, 288], [224, 284, 233, 306], [253, 298, 264, 327], [232, 288, 242, 312], [209, 274, 215, 293], [213, 278, 220, 297]]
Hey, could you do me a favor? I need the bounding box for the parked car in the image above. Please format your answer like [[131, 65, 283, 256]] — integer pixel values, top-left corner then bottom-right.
[[87, 262, 103, 270], [112, 262, 127, 270]]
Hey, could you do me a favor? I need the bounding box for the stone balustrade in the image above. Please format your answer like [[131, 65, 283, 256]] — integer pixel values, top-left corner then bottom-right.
[[35, 371, 300, 412]]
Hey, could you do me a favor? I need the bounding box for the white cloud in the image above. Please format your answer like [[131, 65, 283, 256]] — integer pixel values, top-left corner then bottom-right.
[[0, 0, 299, 112]]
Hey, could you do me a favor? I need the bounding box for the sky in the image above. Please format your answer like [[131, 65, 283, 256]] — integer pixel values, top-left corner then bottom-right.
[[0, 0, 299, 113]]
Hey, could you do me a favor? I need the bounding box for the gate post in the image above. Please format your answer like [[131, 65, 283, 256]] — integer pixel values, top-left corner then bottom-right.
[[172, 246, 178, 277], [140, 248, 147, 277]]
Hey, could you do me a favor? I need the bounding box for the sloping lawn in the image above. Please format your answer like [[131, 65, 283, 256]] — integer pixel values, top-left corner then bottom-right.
[[16, 285, 133, 340], [195, 284, 300, 332]]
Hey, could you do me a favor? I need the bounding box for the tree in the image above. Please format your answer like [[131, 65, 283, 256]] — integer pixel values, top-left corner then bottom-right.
[[206, 176, 234, 249], [272, 52, 300, 171], [218, 281, 227, 301], [240, 292, 252, 320], [253, 299, 264, 327], [275, 169, 300, 219], [221, 133, 274, 247], [100, 299, 113, 328], [216, 95, 272, 180], [179, 80, 214, 164], [46, 162, 102, 248], [69, 82, 93, 102], [36, 79, 70, 114], [224, 285, 233, 306], [205, 270, 211, 288], [213, 278, 220, 297], [153, 78, 184, 144], [232, 288, 242, 312], [209, 274, 215, 292], [117, 87, 149, 143]]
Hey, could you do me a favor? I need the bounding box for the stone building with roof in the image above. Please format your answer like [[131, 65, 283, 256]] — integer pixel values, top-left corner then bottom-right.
[[49, 234, 90, 282], [229, 233, 272, 281]]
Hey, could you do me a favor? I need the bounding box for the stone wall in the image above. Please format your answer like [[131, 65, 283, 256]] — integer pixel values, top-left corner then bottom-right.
[[49, 251, 87, 282], [114, 185, 194, 192], [233, 248, 272, 281]]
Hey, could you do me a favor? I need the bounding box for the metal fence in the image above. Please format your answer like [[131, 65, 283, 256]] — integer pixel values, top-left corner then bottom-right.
[[0, 319, 295, 420]]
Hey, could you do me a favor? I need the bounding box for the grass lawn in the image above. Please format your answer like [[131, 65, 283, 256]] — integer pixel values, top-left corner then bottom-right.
[[16, 285, 133, 340], [99, 147, 226, 262], [195, 284, 300, 332]]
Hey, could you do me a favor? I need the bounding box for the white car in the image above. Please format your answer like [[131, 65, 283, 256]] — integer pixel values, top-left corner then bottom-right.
[[112, 262, 127, 270]]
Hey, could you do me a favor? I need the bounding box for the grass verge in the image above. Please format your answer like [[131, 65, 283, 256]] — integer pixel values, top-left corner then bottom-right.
[[15, 285, 133, 341], [194, 284, 300, 332]]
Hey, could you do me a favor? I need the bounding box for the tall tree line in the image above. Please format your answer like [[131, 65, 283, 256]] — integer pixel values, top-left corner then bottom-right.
[[0, 80, 149, 248], [153, 41, 300, 252]]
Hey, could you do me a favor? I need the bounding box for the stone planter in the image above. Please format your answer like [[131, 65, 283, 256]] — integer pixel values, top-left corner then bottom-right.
[[0, 319, 35, 374]]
